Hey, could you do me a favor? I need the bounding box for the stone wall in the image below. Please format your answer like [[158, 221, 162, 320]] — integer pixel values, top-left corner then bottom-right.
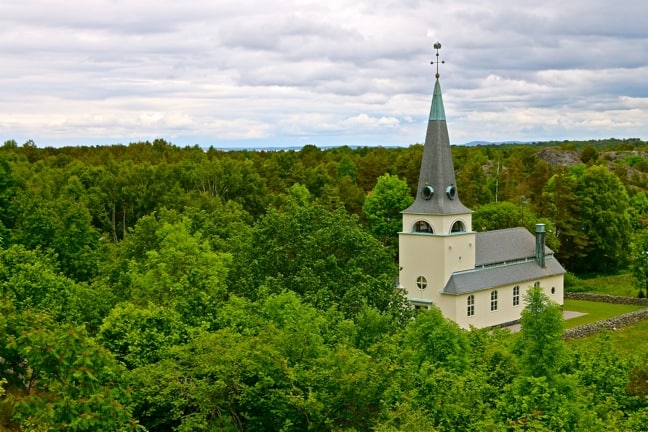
[[564, 292, 648, 339], [564, 309, 648, 340], [565, 292, 648, 306]]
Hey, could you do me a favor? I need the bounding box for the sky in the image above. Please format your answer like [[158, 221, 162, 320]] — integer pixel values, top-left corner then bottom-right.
[[1, 0, 647, 149]]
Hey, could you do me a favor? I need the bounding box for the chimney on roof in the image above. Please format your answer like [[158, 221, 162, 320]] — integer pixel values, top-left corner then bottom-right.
[[535, 224, 546, 268]]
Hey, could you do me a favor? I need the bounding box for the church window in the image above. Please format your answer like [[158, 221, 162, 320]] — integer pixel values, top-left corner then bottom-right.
[[416, 276, 428, 290], [451, 220, 466, 233], [413, 220, 433, 233], [534, 281, 541, 288], [446, 185, 457, 199], [467, 295, 475, 316], [490, 290, 498, 311], [551, 286, 556, 294], [513, 285, 520, 306], [422, 185, 435, 200]]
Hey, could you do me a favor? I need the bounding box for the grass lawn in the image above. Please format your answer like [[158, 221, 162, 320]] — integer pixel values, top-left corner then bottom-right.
[[604, 319, 648, 355], [563, 299, 645, 329], [567, 318, 648, 356], [561, 273, 648, 353], [569, 272, 636, 297]]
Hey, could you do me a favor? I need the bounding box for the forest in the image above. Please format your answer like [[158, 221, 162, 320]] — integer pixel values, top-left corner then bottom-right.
[[1, 137, 648, 431]]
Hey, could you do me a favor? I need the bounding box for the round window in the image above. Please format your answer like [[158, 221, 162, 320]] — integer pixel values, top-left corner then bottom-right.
[[416, 276, 428, 290], [422, 185, 435, 200], [446, 185, 457, 199]]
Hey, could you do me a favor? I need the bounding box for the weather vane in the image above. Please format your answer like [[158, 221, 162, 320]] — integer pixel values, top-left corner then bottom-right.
[[431, 41, 444, 79]]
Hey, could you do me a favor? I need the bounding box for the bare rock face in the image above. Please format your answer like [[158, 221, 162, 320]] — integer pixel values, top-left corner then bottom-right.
[[537, 148, 581, 168]]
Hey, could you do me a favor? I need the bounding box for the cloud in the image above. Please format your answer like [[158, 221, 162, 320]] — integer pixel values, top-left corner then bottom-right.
[[0, 0, 647, 147]]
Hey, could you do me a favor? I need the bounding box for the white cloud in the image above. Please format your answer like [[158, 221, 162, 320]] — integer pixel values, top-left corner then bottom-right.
[[0, 0, 647, 147]]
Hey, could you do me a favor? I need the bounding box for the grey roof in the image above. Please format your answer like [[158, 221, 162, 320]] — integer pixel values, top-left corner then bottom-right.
[[443, 256, 566, 295], [442, 227, 565, 295], [475, 228, 553, 267], [403, 79, 472, 216]]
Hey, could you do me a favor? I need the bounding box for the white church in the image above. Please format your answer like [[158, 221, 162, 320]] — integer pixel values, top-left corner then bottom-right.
[[398, 46, 565, 329]]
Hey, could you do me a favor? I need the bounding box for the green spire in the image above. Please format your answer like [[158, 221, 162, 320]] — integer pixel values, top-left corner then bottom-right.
[[429, 79, 446, 121]]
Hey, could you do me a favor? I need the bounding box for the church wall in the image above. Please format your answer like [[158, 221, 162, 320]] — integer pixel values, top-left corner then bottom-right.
[[448, 273, 564, 329], [398, 233, 446, 305], [442, 232, 475, 274]]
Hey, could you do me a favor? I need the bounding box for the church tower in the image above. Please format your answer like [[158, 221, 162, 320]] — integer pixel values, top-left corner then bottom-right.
[[399, 42, 476, 319]]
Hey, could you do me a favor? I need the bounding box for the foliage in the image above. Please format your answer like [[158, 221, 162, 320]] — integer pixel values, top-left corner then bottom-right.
[[230, 197, 403, 318], [362, 173, 414, 250], [472, 201, 560, 251], [127, 292, 390, 431], [125, 216, 232, 326], [403, 307, 469, 371], [1, 139, 648, 430], [0, 302, 139, 431], [572, 165, 633, 272], [632, 230, 648, 296], [98, 302, 187, 369], [517, 286, 566, 380]]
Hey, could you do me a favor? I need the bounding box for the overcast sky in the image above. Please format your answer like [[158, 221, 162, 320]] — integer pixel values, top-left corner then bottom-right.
[[2, 0, 647, 149]]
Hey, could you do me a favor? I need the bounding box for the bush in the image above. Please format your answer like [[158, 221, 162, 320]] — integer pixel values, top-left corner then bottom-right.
[[564, 272, 586, 293]]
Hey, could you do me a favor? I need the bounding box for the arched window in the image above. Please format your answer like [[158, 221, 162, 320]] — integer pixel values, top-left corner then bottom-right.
[[451, 220, 466, 233], [467, 295, 475, 317], [413, 220, 433, 233], [490, 290, 498, 311]]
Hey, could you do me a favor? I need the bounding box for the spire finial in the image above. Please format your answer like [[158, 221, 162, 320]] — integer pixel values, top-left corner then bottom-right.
[[431, 41, 444, 79]]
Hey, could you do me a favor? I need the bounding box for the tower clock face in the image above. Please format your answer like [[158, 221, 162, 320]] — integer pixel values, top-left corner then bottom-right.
[[422, 185, 434, 200]]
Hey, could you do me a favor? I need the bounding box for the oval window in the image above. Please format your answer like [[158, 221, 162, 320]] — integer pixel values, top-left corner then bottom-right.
[[446, 185, 457, 200], [422, 185, 434, 200]]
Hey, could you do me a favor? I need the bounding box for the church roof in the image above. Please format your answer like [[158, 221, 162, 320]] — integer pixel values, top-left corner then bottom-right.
[[475, 227, 553, 267], [442, 256, 566, 295], [403, 78, 472, 216], [442, 227, 565, 295]]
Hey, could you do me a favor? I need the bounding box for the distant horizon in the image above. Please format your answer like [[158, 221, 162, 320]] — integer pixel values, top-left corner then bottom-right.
[[6, 136, 644, 152]]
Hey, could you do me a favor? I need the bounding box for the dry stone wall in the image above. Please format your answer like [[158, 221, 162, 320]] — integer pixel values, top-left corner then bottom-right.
[[564, 293, 648, 340], [565, 292, 648, 306]]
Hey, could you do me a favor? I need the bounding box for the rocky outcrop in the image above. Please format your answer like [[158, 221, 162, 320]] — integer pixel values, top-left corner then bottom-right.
[[537, 148, 580, 168]]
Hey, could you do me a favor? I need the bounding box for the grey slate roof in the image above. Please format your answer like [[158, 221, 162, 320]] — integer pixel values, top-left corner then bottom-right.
[[441, 227, 565, 296], [475, 227, 553, 267], [403, 79, 472, 216], [443, 256, 566, 295]]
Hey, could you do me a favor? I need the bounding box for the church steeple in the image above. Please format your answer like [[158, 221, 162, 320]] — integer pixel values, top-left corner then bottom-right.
[[403, 42, 471, 216]]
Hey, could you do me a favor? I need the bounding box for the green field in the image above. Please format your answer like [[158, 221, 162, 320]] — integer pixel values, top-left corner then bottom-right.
[[563, 299, 645, 329], [568, 272, 636, 297], [563, 287, 648, 354], [566, 317, 648, 356]]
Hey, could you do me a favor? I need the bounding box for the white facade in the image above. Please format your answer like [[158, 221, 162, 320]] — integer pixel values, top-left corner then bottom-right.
[[398, 73, 564, 329]]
